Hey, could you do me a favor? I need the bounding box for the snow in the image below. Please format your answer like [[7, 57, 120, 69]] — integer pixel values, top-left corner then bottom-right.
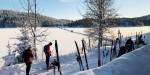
[[0, 27, 150, 57], [0, 28, 89, 58], [73, 45, 150, 75], [0, 47, 102, 75], [0, 26, 150, 75], [110, 26, 150, 37], [1, 44, 150, 75]]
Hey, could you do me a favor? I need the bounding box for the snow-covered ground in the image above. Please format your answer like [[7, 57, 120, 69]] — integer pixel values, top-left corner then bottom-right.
[[0, 28, 88, 58], [0, 41, 150, 75], [110, 26, 150, 37], [0, 26, 150, 75], [0, 26, 150, 57], [73, 45, 150, 75], [0, 45, 112, 75]]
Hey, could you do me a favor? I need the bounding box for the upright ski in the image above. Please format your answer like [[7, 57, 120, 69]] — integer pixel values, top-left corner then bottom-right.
[[55, 40, 62, 75], [82, 39, 89, 70], [110, 40, 114, 61], [75, 41, 84, 71]]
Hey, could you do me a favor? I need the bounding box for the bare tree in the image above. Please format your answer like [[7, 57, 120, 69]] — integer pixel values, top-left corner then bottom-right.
[[14, 0, 48, 61], [85, 0, 116, 67], [24, 0, 48, 59]]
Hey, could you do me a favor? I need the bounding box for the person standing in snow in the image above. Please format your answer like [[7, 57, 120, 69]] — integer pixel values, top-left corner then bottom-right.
[[23, 47, 33, 75], [43, 42, 52, 69], [125, 37, 134, 52]]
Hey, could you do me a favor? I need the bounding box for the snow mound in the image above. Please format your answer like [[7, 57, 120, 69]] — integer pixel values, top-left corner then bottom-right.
[[73, 45, 150, 75]]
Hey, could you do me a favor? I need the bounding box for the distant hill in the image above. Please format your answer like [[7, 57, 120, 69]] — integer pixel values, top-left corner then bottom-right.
[[0, 10, 72, 28], [114, 15, 150, 27], [64, 18, 93, 27], [0, 10, 150, 28], [65, 15, 150, 27]]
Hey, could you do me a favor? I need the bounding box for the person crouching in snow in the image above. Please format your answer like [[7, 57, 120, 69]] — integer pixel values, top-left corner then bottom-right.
[[51, 59, 59, 69], [43, 42, 52, 69], [23, 47, 33, 75], [125, 37, 134, 52]]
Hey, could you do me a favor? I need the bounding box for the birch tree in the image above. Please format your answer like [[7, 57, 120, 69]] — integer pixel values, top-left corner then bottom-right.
[[85, 0, 116, 66]]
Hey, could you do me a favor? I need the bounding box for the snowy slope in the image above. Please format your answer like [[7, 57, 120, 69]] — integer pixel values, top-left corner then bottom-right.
[[73, 45, 150, 75], [1, 44, 150, 75]]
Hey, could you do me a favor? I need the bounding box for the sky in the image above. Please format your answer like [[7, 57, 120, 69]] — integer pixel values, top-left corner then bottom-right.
[[0, 0, 150, 20]]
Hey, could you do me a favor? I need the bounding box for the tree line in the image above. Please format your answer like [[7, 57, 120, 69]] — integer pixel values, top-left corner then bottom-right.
[[1, 10, 150, 28], [0, 10, 71, 28]]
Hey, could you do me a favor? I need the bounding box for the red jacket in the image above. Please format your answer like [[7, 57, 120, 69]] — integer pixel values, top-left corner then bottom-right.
[[24, 49, 33, 64]]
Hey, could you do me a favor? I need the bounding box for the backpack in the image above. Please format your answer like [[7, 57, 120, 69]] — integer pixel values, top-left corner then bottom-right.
[[44, 45, 48, 53], [22, 50, 27, 62], [22, 50, 26, 59]]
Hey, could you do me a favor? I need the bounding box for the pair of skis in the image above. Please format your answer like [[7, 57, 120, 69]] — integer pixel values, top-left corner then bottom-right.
[[75, 39, 89, 71]]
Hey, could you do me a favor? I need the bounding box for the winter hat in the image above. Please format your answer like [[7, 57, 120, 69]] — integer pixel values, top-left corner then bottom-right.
[[49, 42, 52, 45]]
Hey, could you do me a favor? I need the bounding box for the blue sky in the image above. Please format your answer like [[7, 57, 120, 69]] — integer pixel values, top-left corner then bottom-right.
[[0, 0, 150, 20], [115, 0, 150, 18]]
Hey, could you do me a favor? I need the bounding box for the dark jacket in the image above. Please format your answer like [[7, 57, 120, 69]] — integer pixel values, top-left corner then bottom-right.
[[118, 46, 126, 57], [44, 45, 51, 56], [125, 38, 134, 52], [24, 49, 33, 64]]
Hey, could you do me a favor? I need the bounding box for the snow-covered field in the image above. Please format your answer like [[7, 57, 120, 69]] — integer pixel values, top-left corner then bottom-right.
[[74, 45, 150, 75], [0, 28, 88, 58], [0, 26, 150, 58], [110, 26, 150, 37], [0, 26, 150, 75]]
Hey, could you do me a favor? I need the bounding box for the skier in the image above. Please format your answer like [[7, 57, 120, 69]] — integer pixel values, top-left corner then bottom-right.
[[43, 42, 52, 69], [23, 47, 33, 75], [125, 37, 134, 52]]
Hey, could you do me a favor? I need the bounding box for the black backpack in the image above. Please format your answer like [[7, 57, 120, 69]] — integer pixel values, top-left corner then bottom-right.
[[43, 45, 48, 53]]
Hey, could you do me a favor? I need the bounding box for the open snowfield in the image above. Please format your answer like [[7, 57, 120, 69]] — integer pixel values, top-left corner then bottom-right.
[[110, 26, 150, 37], [0, 28, 88, 58], [0, 26, 150, 75], [0, 26, 150, 57]]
